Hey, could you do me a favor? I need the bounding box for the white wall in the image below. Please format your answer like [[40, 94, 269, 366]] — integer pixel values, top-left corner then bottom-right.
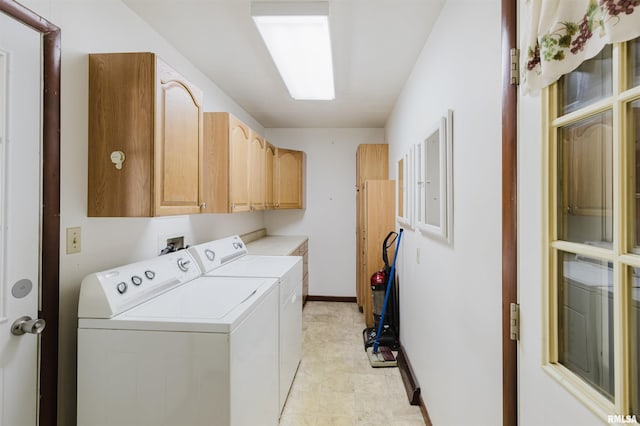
[[19, 1, 266, 424], [385, 1, 503, 424], [264, 128, 384, 297]]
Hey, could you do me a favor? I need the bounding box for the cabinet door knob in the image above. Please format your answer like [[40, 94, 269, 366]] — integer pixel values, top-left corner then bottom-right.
[[200, 202, 207, 209]]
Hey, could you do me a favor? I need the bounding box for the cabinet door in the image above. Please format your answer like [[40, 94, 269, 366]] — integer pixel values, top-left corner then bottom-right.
[[249, 133, 266, 211], [228, 115, 250, 212], [362, 180, 396, 328], [265, 142, 276, 209], [356, 144, 388, 186], [275, 148, 304, 209], [562, 122, 613, 216], [88, 52, 155, 217], [155, 58, 203, 215]]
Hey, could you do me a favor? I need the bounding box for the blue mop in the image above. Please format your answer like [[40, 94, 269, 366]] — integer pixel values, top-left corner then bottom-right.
[[367, 228, 403, 367]]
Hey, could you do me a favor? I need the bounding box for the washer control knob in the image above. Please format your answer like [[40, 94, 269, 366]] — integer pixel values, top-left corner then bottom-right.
[[177, 258, 191, 272], [131, 275, 142, 286], [145, 270, 155, 280], [116, 282, 128, 294]]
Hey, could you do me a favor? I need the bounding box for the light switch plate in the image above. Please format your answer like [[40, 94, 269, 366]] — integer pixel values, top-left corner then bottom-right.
[[66, 227, 81, 254]]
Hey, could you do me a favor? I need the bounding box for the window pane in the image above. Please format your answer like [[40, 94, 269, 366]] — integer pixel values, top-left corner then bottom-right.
[[559, 45, 613, 115], [629, 267, 640, 414], [557, 111, 613, 248], [629, 37, 640, 89], [632, 100, 640, 249], [558, 251, 614, 401]]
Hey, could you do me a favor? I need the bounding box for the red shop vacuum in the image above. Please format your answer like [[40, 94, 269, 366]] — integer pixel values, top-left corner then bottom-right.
[[362, 229, 401, 353]]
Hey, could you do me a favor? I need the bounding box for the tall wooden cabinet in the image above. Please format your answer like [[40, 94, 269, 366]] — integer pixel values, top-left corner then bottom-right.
[[355, 144, 392, 327], [360, 180, 395, 327], [88, 52, 204, 217], [275, 148, 305, 209]]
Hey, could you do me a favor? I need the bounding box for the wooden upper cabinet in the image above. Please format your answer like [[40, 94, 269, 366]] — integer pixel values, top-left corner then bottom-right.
[[88, 52, 203, 217], [275, 148, 305, 209], [561, 122, 613, 216], [202, 112, 251, 213], [228, 116, 251, 212], [265, 142, 276, 209], [249, 133, 266, 211]]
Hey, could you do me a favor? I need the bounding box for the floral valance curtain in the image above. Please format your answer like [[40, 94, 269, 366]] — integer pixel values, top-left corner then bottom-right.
[[522, 0, 640, 94]]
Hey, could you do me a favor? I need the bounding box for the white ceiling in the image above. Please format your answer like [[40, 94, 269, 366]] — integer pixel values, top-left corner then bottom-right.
[[122, 0, 445, 128]]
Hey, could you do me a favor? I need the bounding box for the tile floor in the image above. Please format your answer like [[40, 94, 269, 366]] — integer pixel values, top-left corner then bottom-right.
[[279, 301, 425, 426]]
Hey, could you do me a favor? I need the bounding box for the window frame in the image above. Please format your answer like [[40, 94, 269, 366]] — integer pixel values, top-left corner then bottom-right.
[[397, 146, 414, 229], [543, 40, 640, 419]]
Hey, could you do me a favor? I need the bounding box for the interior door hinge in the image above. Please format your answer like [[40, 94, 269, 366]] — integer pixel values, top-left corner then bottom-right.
[[510, 48, 520, 86], [510, 303, 520, 341]]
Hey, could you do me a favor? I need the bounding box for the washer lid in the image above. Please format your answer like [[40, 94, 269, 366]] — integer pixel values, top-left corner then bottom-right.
[[79, 276, 278, 333]]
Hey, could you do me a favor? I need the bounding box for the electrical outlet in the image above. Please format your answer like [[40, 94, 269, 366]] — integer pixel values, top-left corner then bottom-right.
[[66, 227, 81, 254]]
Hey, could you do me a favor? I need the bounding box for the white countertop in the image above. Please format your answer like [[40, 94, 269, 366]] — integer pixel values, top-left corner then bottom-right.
[[244, 235, 308, 256]]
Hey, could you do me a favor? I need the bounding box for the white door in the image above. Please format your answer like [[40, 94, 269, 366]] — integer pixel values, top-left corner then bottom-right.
[[0, 10, 44, 426]]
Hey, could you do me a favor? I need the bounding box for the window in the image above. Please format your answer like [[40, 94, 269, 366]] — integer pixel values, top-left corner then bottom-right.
[[545, 38, 640, 418]]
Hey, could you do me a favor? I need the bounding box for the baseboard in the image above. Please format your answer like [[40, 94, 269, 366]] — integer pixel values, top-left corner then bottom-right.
[[398, 345, 433, 426], [418, 394, 433, 426], [305, 295, 357, 303], [397, 345, 420, 404]]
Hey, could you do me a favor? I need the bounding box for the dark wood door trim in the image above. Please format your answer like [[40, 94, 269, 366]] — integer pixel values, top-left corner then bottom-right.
[[0, 2, 60, 425], [501, 0, 518, 425]]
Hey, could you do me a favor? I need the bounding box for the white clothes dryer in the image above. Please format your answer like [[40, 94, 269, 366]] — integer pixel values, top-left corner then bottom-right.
[[77, 250, 279, 426], [189, 236, 302, 413]]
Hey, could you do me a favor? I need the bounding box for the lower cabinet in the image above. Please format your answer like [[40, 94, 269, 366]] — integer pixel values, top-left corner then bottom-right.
[[292, 240, 309, 305]]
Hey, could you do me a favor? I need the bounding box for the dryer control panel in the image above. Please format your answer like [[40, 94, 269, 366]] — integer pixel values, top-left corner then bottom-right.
[[78, 251, 201, 318], [188, 235, 248, 273]]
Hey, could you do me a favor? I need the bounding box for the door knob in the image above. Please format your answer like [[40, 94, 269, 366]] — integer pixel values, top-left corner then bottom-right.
[[11, 316, 46, 336]]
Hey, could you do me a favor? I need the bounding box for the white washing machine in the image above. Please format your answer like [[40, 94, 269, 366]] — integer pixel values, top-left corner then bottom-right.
[[77, 250, 279, 426], [188, 235, 302, 413]]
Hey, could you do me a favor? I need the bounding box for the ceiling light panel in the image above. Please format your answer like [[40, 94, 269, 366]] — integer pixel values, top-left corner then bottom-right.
[[252, 2, 335, 100]]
